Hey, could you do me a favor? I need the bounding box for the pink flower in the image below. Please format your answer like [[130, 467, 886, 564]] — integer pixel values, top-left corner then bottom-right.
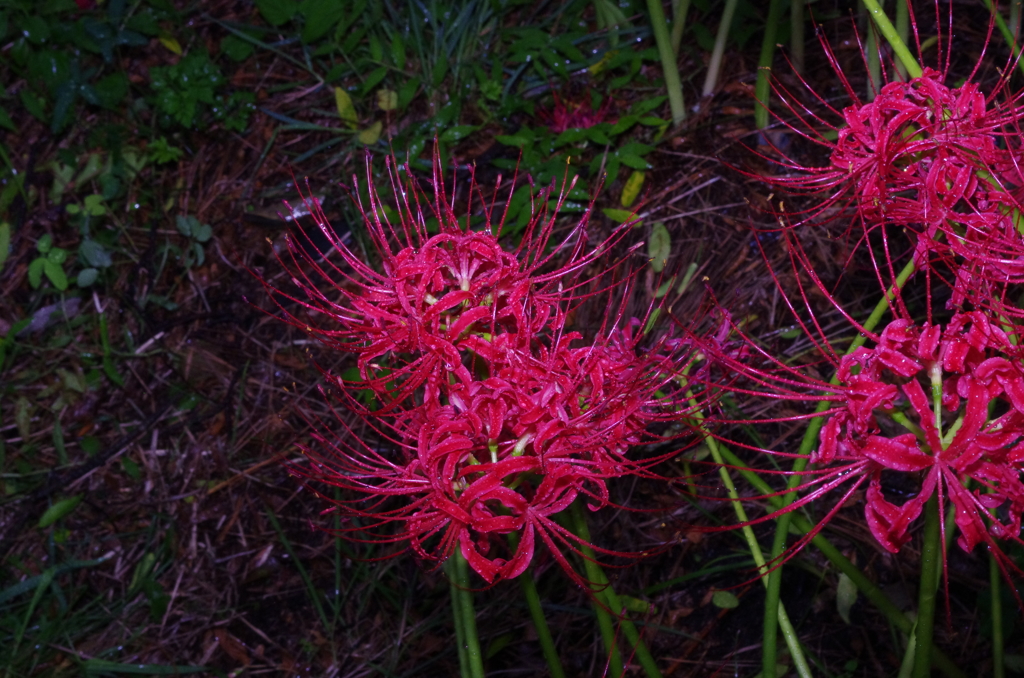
[[266, 153, 694, 582]]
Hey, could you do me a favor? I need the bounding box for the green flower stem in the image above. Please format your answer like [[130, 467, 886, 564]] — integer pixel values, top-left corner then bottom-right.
[[790, 0, 805, 75], [647, 0, 686, 125], [984, 0, 1024, 78], [670, 0, 691, 58], [568, 501, 662, 678], [701, 0, 739, 96], [445, 556, 470, 676], [894, 0, 910, 80], [685, 400, 813, 678], [754, 0, 784, 129], [914, 494, 942, 678], [450, 549, 486, 678], [861, 0, 922, 78], [761, 257, 917, 676], [508, 533, 566, 678], [716, 444, 966, 678]]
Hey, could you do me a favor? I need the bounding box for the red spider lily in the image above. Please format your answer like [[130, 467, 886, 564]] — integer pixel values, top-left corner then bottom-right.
[[264, 152, 696, 583], [754, 7, 1024, 312], [535, 88, 614, 133], [262, 154, 641, 412], [695, 292, 1024, 584]]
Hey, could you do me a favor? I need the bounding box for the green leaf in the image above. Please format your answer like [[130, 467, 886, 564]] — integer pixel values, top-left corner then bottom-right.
[[300, 0, 346, 43], [601, 208, 637, 224], [20, 90, 47, 123], [79, 239, 113, 268], [43, 259, 68, 290], [358, 121, 382, 145], [360, 66, 389, 97], [193, 223, 212, 243], [221, 34, 254, 61], [440, 125, 478, 143], [620, 170, 644, 208], [836, 572, 857, 624], [0, 106, 15, 133], [28, 258, 45, 288], [38, 495, 83, 528], [334, 87, 358, 128], [376, 88, 398, 111], [95, 72, 129, 109], [495, 134, 531, 148], [0, 221, 9, 273], [77, 268, 99, 287], [711, 590, 739, 609], [648, 222, 670, 272], [47, 247, 68, 264], [80, 436, 101, 456], [256, 0, 297, 26], [37, 233, 53, 254], [617, 152, 651, 170]]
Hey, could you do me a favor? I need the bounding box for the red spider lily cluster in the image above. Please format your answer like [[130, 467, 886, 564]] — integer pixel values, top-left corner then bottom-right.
[[535, 88, 614, 133], [699, 6, 1024, 583], [263, 155, 694, 583]]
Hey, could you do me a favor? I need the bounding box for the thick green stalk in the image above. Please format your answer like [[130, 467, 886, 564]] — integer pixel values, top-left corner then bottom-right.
[[670, 0, 691, 57], [568, 501, 662, 678], [452, 550, 486, 678], [761, 257, 916, 676], [913, 495, 942, 678], [716, 445, 967, 678], [702, 0, 740, 97], [686, 402, 813, 678], [509, 532, 566, 678], [754, 0, 785, 129], [866, 15, 881, 101], [861, 0, 922, 77], [790, 0, 805, 75], [648, 0, 686, 124], [894, 0, 909, 80], [445, 556, 470, 676]]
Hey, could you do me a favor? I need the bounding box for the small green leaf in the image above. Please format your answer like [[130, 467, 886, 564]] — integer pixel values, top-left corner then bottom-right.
[[836, 572, 857, 624], [38, 495, 83, 528], [77, 268, 99, 287], [617, 152, 651, 170], [334, 87, 358, 128], [28, 258, 45, 288], [601, 208, 639, 226], [620, 595, 655, 614], [358, 121, 382, 145], [79, 240, 113, 268], [620, 170, 644, 207], [439, 125, 478, 143], [648, 222, 671, 273], [37, 233, 53, 254], [193, 223, 212, 243], [43, 259, 68, 290], [711, 590, 740, 609], [256, 0, 297, 26], [0, 221, 9, 273], [122, 456, 141, 480], [47, 247, 68, 264], [376, 88, 398, 111]]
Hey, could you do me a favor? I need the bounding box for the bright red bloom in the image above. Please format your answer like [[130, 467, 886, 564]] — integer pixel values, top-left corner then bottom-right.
[[759, 24, 1024, 313], [266, 154, 694, 583], [698, 301, 1024, 581]]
